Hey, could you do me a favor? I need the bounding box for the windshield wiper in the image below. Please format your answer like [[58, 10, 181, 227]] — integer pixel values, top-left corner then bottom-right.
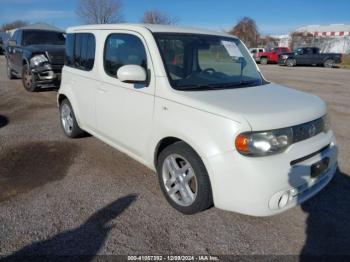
[[177, 81, 259, 91]]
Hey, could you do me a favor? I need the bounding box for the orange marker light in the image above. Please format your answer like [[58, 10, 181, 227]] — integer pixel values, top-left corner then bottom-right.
[[235, 134, 250, 153]]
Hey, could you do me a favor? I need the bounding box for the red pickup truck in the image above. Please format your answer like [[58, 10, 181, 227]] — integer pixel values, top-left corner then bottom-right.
[[257, 47, 290, 64]]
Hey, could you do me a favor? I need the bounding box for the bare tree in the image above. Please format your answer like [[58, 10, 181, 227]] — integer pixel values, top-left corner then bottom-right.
[[229, 17, 259, 48], [141, 10, 178, 25], [76, 0, 123, 24], [1, 20, 28, 32]]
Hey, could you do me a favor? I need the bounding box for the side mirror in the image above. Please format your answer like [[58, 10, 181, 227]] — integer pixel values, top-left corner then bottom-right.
[[8, 40, 16, 46], [117, 65, 147, 84]]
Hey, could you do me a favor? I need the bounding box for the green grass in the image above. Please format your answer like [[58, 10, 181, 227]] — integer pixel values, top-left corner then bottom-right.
[[340, 54, 350, 69]]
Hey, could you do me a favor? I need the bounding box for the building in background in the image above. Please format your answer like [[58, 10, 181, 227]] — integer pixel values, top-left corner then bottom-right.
[[273, 24, 350, 54]]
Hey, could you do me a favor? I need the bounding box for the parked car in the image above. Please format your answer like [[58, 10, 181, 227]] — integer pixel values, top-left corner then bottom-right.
[[249, 47, 265, 62], [257, 47, 290, 64], [278, 47, 342, 68], [6, 28, 65, 91], [0, 33, 9, 55], [58, 24, 337, 216]]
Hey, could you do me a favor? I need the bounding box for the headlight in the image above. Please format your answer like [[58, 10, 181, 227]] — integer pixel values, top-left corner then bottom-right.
[[281, 55, 289, 60], [30, 54, 48, 67], [235, 127, 293, 156]]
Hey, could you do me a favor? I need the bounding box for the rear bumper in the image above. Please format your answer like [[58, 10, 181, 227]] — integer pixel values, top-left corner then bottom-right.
[[203, 130, 337, 216]]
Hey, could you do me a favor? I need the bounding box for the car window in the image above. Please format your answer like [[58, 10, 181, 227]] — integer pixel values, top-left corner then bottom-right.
[[104, 33, 147, 78], [306, 48, 313, 55], [12, 31, 19, 44], [251, 49, 257, 53], [259, 49, 264, 52], [65, 33, 96, 71], [22, 30, 65, 46], [198, 43, 239, 76], [155, 33, 263, 90]]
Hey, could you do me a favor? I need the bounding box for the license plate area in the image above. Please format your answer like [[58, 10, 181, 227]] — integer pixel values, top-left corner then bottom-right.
[[311, 157, 330, 178]]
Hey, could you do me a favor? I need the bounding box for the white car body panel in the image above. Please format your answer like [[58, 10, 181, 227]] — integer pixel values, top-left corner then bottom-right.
[[58, 24, 337, 216]]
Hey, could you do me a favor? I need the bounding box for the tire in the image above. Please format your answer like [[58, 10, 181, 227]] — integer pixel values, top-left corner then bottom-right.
[[324, 59, 335, 68], [22, 65, 38, 92], [157, 141, 213, 214], [286, 58, 296, 67], [260, 57, 268, 65], [59, 99, 85, 138], [6, 60, 15, 80]]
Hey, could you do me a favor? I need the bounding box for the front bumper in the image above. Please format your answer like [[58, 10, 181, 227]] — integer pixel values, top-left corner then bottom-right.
[[277, 58, 287, 65], [31, 63, 63, 86], [204, 130, 337, 216]]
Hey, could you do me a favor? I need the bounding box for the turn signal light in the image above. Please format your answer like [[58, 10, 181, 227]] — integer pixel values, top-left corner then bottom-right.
[[235, 134, 249, 153]]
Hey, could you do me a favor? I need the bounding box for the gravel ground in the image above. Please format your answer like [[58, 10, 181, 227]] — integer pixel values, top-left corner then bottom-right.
[[0, 56, 350, 259]]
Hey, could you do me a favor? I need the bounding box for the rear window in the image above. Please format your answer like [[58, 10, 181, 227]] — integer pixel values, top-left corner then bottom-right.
[[65, 33, 96, 71], [22, 30, 65, 46]]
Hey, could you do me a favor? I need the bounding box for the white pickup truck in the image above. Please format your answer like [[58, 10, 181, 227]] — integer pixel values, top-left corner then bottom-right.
[[58, 24, 337, 216]]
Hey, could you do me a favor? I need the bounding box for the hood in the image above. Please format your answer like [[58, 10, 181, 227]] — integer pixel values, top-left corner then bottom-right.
[[26, 44, 65, 54], [172, 83, 326, 131]]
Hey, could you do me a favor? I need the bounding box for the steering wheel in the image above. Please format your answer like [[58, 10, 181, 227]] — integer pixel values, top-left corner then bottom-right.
[[202, 68, 216, 74]]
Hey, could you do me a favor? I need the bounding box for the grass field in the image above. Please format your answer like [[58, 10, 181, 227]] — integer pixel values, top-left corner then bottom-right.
[[340, 54, 350, 69]]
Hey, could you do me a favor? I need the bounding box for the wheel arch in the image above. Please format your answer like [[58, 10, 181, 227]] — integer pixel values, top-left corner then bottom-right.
[[153, 136, 206, 171]]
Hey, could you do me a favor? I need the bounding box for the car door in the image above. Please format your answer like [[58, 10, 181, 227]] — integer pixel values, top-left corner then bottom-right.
[[8, 30, 21, 72], [63, 32, 97, 130], [294, 48, 307, 64], [13, 30, 24, 72], [96, 31, 155, 160]]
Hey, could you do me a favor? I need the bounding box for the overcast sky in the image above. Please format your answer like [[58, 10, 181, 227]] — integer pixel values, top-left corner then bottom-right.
[[0, 0, 349, 34]]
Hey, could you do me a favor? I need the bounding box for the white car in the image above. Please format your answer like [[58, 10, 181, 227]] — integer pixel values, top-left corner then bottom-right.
[[249, 48, 265, 62], [58, 24, 337, 216]]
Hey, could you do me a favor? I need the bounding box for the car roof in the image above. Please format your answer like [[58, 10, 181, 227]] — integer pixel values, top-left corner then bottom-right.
[[66, 23, 237, 38]]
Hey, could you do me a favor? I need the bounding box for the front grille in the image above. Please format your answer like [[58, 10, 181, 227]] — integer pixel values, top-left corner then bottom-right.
[[47, 52, 64, 65], [290, 145, 330, 166], [292, 117, 326, 143]]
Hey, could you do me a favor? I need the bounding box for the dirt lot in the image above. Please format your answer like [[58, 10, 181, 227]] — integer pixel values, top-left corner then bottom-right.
[[0, 56, 350, 258]]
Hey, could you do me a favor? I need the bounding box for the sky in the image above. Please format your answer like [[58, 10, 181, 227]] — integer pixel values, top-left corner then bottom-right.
[[0, 0, 350, 35]]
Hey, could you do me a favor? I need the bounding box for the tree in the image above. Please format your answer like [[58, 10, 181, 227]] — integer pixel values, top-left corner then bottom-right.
[[1, 20, 28, 32], [141, 10, 178, 25], [229, 17, 259, 48], [76, 0, 123, 24]]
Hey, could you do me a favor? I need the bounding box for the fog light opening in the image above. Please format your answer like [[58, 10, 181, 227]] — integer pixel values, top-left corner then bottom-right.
[[278, 192, 290, 209]]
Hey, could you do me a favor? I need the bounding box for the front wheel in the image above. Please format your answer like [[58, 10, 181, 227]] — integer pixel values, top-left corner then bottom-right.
[[286, 58, 296, 67], [59, 99, 85, 138], [22, 65, 38, 92], [324, 59, 335, 68], [157, 142, 213, 214]]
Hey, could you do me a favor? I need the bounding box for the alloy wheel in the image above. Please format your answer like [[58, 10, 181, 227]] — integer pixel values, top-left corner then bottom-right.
[[61, 103, 74, 134], [162, 154, 198, 207]]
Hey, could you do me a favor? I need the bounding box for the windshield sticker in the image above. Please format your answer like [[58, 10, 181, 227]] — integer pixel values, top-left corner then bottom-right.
[[221, 41, 243, 57]]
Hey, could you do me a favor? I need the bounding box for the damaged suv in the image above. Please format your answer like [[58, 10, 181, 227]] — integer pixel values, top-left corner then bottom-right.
[[6, 28, 65, 91]]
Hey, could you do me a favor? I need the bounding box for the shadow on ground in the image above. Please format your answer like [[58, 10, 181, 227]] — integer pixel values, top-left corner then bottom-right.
[[0, 114, 8, 128], [300, 169, 350, 258], [2, 194, 137, 261], [0, 141, 79, 202]]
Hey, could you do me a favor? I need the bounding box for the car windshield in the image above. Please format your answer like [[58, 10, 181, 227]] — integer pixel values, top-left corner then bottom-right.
[[154, 33, 264, 91], [22, 30, 65, 46]]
